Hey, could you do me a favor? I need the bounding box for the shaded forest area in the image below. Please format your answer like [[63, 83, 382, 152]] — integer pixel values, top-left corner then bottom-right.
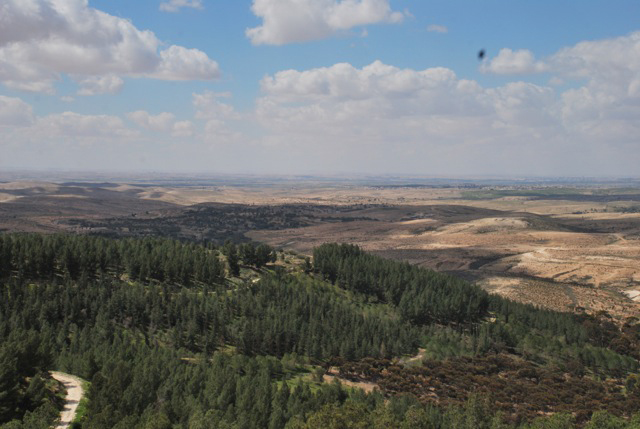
[[63, 203, 377, 243], [0, 234, 639, 428]]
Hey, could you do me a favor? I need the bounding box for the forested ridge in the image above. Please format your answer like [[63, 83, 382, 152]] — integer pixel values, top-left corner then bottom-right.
[[0, 235, 639, 428], [315, 243, 639, 372]]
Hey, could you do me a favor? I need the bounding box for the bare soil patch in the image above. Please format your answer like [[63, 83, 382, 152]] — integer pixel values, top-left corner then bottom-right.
[[322, 368, 379, 393]]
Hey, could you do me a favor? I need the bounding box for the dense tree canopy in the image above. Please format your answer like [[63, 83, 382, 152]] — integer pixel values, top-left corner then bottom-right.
[[0, 235, 638, 428]]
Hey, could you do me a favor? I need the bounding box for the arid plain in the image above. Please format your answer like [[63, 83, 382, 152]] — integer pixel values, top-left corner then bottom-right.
[[1, 178, 639, 321]]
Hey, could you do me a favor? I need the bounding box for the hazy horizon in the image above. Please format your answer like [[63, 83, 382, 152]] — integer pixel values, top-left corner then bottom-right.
[[2, 169, 640, 188]]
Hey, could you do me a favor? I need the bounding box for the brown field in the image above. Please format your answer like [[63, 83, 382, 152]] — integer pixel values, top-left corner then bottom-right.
[[1, 179, 639, 320]]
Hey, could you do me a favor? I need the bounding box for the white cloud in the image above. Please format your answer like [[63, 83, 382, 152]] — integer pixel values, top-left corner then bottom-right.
[[0, 0, 219, 94], [478, 32, 640, 148], [481, 48, 547, 74], [191, 91, 243, 143], [246, 0, 405, 45], [34, 112, 138, 140], [486, 82, 558, 132], [77, 75, 124, 95], [258, 61, 501, 142], [547, 31, 640, 143], [260, 61, 485, 114], [550, 31, 640, 81], [126, 111, 198, 138], [147, 45, 220, 81], [258, 39, 640, 175], [159, 0, 203, 13], [127, 111, 176, 132], [483, 31, 640, 83], [548, 76, 564, 86], [3, 30, 640, 176], [193, 91, 239, 120], [172, 120, 195, 137], [254, 58, 640, 175], [427, 24, 448, 34], [0, 96, 34, 127]]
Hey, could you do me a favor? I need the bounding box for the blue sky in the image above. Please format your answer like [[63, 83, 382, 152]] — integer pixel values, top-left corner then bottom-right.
[[1, 0, 639, 176]]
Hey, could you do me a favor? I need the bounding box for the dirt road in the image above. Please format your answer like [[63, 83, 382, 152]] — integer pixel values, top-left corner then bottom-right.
[[51, 372, 84, 429]]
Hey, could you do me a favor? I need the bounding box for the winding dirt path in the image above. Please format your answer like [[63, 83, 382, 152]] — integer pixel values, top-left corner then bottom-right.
[[51, 372, 84, 429], [323, 372, 378, 393]]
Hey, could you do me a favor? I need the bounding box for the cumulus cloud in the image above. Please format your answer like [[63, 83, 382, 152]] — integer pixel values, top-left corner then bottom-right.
[[0, 96, 35, 127], [172, 120, 195, 137], [478, 32, 640, 146], [246, 0, 405, 45], [254, 56, 640, 175], [427, 24, 448, 34], [193, 91, 239, 120], [148, 46, 220, 81], [77, 75, 124, 95], [546, 31, 640, 143], [486, 82, 558, 132], [0, 0, 219, 94], [483, 31, 640, 82], [550, 31, 640, 81], [126, 110, 196, 138], [127, 111, 176, 132], [3, 30, 639, 176], [34, 112, 138, 140], [159, 0, 203, 13], [257, 60, 511, 151], [260, 61, 488, 117], [256, 32, 640, 174], [481, 48, 547, 74], [191, 90, 243, 143]]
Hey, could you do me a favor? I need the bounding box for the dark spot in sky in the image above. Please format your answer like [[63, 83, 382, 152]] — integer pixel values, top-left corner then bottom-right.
[[478, 49, 486, 60]]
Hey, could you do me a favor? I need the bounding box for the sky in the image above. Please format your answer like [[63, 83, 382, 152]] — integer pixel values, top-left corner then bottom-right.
[[1, 0, 639, 177]]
